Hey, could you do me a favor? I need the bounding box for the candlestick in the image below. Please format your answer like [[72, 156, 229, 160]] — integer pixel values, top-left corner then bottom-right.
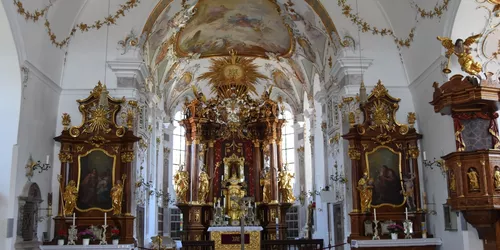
[[423, 192, 428, 210], [72, 213, 75, 226], [373, 209, 377, 221], [372, 219, 380, 240], [67, 225, 77, 245], [405, 207, 408, 220], [100, 224, 108, 245], [104, 212, 107, 226], [423, 151, 427, 161]]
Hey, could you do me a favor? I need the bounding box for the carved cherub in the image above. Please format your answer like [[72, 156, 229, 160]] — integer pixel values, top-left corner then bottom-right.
[[437, 34, 482, 75]]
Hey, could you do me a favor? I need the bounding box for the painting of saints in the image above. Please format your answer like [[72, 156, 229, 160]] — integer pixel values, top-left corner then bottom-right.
[[367, 147, 404, 207], [77, 150, 115, 211]]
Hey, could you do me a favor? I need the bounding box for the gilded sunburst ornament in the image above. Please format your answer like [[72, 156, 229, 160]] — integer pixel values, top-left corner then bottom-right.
[[197, 50, 268, 98]]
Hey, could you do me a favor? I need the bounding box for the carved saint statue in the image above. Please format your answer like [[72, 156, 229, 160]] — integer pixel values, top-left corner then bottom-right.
[[494, 167, 500, 190], [63, 180, 78, 216], [437, 34, 482, 75], [198, 171, 209, 204], [467, 168, 480, 191], [174, 165, 190, 203], [110, 180, 123, 215], [260, 168, 272, 203], [449, 171, 456, 192], [224, 172, 246, 224], [401, 173, 416, 211], [357, 172, 373, 213], [278, 165, 296, 203]]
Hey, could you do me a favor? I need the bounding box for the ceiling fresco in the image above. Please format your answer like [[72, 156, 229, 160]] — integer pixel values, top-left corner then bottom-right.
[[141, 0, 344, 117], [176, 0, 294, 57]]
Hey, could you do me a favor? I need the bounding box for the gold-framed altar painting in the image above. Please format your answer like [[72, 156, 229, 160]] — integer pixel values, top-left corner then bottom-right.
[[365, 146, 405, 208], [76, 149, 116, 212]]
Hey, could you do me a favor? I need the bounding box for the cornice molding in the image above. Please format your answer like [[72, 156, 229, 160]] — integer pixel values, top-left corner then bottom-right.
[[331, 57, 373, 81], [60, 87, 139, 99], [342, 84, 409, 97], [107, 60, 149, 84], [22, 60, 61, 94]]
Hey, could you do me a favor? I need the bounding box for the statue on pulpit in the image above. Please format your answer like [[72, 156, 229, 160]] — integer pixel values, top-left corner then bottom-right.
[[260, 168, 272, 203], [174, 164, 190, 203], [278, 164, 296, 203], [63, 180, 78, 216], [223, 172, 246, 225]]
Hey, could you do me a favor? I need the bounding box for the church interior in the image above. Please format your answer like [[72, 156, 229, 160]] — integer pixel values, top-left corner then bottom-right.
[[2, 0, 500, 249]]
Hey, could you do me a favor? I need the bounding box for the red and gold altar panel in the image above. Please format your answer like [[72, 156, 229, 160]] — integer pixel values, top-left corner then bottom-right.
[[208, 227, 262, 250]]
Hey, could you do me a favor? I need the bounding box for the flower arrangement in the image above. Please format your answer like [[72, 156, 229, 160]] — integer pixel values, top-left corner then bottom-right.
[[56, 229, 67, 240], [111, 228, 120, 240], [308, 202, 316, 210], [387, 224, 404, 234], [78, 229, 95, 240]]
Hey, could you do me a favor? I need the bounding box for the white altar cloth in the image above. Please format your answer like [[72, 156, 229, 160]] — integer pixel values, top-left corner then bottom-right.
[[351, 238, 442, 248], [207, 226, 263, 232], [39, 244, 134, 250]]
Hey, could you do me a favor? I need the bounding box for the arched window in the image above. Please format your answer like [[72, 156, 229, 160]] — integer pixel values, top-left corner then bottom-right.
[[282, 110, 295, 173], [172, 111, 185, 177]]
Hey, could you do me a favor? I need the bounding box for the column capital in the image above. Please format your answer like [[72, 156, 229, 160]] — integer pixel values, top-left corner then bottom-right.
[[331, 57, 373, 82]]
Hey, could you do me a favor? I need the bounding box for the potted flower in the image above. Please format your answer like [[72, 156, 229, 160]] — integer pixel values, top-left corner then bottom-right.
[[56, 229, 67, 245], [111, 228, 120, 245], [387, 224, 404, 240], [78, 229, 94, 245]]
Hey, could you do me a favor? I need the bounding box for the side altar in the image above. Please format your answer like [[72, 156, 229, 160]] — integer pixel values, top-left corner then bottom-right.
[[49, 83, 140, 245]]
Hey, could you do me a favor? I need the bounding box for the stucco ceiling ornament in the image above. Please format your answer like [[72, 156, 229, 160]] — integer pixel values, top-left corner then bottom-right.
[[14, 0, 141, 48], [339, 0, 449, 48]]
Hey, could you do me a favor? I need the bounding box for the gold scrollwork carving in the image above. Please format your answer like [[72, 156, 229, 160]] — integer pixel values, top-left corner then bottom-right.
[[407, 112, 416, 127], [58, 152, 73, 163], [348, 145, 361, 160], [121, 152, 135, 163], [408, 145, 420, 159], [399, 124, 409, 135], [372, 133, 394, 145]]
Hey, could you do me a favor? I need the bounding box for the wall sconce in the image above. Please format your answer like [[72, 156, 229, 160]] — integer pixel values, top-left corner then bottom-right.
[[422, 151, 446, 176], [38, 193, 53, 222], [26, 155, 51, 181]]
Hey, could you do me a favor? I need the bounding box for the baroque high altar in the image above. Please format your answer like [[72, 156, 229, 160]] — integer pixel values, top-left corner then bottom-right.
[[173, 51, 295, 241]]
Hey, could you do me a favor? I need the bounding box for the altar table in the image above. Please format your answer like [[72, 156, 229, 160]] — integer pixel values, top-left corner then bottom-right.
[[208, 226, 263, 250], [350, 238, 442, 250], [39, 245, 134, 250]]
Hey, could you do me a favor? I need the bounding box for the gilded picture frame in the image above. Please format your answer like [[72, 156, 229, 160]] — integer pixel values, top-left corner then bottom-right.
[[76, 148, 116, 212], [365, 146, 405, 208]]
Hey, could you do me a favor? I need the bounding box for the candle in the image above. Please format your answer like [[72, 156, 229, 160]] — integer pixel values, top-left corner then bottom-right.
[[373, 209, 377, 221], [46, 155, 50, 164], [405, 207, 408, 220], [423, 151, 427, 161], [276, 217, 279, 224], [423, 192, 428, 210], [72, 213, 75, 226], [104, 212, 107, 226]]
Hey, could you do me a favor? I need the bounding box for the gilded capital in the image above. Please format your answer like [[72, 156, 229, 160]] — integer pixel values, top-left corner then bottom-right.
[[208, 140, 214, 148], [348, 146, 361, 160], [58, 152, 73, 163], [121, 152, 135, 163]]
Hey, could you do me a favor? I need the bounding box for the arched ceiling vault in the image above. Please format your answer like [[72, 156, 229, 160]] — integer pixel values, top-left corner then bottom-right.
[[141, 0, 345, 118]]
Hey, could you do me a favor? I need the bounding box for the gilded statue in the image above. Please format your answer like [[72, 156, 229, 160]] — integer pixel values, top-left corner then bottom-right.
[[223, 172, 246, 224], [260, 168, 272, 203], [63, 180, 78, 216], [174, 165, 190, 203], [278, 165, 296, 203], [357, 172, 373, 213], [198, 171, 209, 204], [494, 167, 500, 190], [449, 171, 456, 192], [401, 173, 416, 211], [110, 180, 124, 215], [437, 34, 482, 75], [467, 168, 480, 190]]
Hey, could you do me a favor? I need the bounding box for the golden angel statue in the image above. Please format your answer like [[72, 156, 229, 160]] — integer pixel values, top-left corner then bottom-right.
[[174, 165, 190, 203], [110, 180, 124, 215], [467, 168, 480, 190], [437, 34, 482, 75], [63, 180, 78, 216], [357, 172, 373, 213], [198, 171, 209, 204], [260, 168, 272, 203], [278, 165, 296, 203]]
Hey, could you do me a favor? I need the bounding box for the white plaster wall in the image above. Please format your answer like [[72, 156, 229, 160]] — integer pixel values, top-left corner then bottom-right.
[[0, 1, 22, 249], [13, 62, 61, 245]]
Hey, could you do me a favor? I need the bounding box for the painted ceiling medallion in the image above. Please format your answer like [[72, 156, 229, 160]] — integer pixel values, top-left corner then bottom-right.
[[197, 50, 268, 98], [177, 0, 294, 57]]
